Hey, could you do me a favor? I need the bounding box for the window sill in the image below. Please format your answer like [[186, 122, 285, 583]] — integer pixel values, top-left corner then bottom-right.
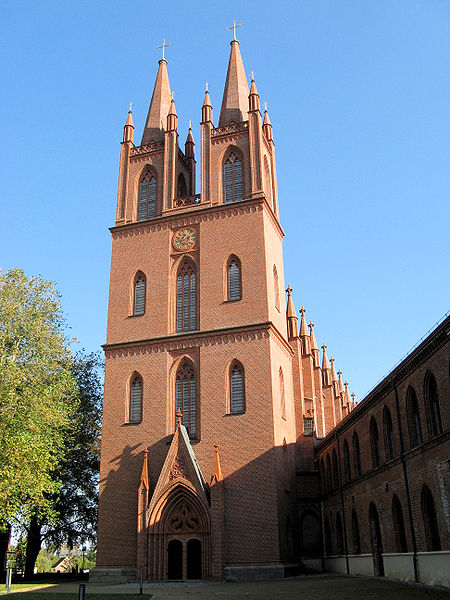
[[224, 411, 246, 416], [122, 421, 142, 426], [223, 298, 242, 304], [127, 314, 145, 318]]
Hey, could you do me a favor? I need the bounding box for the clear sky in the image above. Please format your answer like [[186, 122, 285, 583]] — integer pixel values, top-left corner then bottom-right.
[[1, 1, 449, 401]]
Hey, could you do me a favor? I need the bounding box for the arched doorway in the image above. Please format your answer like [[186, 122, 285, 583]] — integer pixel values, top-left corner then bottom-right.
[[187, 539, 202, 579], [167, 540, 182, 580], [369, 503, 384, 576]]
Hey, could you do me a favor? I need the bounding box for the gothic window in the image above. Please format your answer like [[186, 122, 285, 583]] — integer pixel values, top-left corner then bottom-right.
[[138, 169, 156, 220], [332, 448, 339, 489], [263, 155, 271, 202], [421, 485, 441, 551], [351, 510, 361, 554], [406, 386, 422, 448], [424, 371, 442, 438], [273, 265, 280, 311], [279, 367, 286, 419], [343, 439, 351, 483], [326, 454, 332, 492], [392, 495, 407, 552], [370, 417, 381, 468], [177, 173, 187, 198], [176, 259, 197, 332], [227, 256, 242, 301], [353, 431, 362, 477], [133, 273, 146, 316], [129, 374, 143, 423], [223, 152, 243, 203], [336, 512, 344, 555], [175, 360, 198, 439], [229, 361, 245, 414], [382, 406, 396, 461]]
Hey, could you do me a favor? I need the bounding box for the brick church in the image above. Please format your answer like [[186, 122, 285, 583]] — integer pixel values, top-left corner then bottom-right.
[[93, 36, 449, 586]]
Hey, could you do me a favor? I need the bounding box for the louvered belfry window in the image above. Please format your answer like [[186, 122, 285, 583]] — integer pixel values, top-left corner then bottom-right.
[[228, 258, 241, 301], [176, 260, 197, 332], [175, 361, 197, 438], [230, 363, 245, 413], [129, 376, 143, 423], [224, 152, 243, 203], [134, 275, 145, 315], [138, 171, 156, 220]]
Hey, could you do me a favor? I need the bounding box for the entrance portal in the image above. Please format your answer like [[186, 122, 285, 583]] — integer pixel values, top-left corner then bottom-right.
[[187, 539, 202, 579], [167, 540, 183, 580]]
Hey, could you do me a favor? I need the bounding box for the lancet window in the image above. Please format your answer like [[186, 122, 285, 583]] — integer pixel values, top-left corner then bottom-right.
[[175, 361, 197, 439], [138, 169, 156, 220], [176, 259, 197, 332], [224, 152, 243, 203], [229, 361, 245, 413], [129, 375, 143, 423], [424, 371, 442, 438], [227, 256, 242, 301], [406, 386, 422, 448], [133, 273, 146, 316]]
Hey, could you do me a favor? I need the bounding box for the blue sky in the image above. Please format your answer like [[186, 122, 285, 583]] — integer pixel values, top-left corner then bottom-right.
[[1, 1, 449, 401]]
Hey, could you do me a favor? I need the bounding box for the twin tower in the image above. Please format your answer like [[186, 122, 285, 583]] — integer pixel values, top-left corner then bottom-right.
[[94, 38, 354, 583]]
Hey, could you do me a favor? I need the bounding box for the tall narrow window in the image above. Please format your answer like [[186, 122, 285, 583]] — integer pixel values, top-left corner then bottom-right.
[[351, 510, 361, 554], [175, 360, 197, 439], [370, 417, 381, 468], [138, 170, 156, 220], [273, 265, 280, 311], [177, 173, 187, 197], [421, 485, 441, 551], [406, 386, 422, 448], [227, 256, 242, 301], [332, 449, 339, 489], [392, 495, 407, 552], [133, 273, 146, 316], [382, 406, 396, 461], [129, 375, 143, 423], [223, 152, 243, 203], [336, 513, 344, 555], [230, 361, 245, 413], [279, 367, 286, 419], [263, 155, 272, 202], [353, 431, 362, 477], [176, 259, 197, 332], [424, 372, 442, 438], [343, 440, 351, 483]]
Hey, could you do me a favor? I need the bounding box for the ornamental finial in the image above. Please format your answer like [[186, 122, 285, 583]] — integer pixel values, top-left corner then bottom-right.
[[226, 19, 243, 42], [176, 409, 182, 427], [156, 38, 172, 61]]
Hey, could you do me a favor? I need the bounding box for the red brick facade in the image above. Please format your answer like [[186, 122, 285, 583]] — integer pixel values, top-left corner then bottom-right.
[[93, 40, 448, 584]]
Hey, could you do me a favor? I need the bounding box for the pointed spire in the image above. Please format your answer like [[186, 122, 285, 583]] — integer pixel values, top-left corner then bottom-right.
[[263, 105, 273, 141], [300, 306, 309, 337], [309, 321, 318, 351], [286, 286, 298, 339], [219, 41, 250, 126], [330, 357, 338, 383], [211, 441, 223, 483], [351, 392, 357, 407], [202, 89, 213, 123], [322, 344, 330, 371], [140, 447, 149, 490], [185, 125, 195, 158], [248, 76, 260, 112], [123, 108, 134, 143], [141, 59, 172, 145], [338, 370, 344, 394], [167, 98, 178, 132]]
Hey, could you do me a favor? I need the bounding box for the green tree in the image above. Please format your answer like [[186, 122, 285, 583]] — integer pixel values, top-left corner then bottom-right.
[[0, 269, 77, 523], [24, 352, 102, 576]]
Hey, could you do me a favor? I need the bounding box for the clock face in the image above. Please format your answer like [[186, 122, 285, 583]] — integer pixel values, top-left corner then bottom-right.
[[173, 228, 197, 251]]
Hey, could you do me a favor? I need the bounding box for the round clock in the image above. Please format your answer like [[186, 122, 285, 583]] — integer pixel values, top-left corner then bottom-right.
[[173, 228, 197, 251]]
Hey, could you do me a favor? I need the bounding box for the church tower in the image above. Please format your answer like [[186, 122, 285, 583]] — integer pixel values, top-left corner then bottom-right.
[[95, 36, 313, 582]]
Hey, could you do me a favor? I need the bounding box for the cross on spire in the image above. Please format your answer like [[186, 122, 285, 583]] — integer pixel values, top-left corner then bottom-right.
[[249, 71, 256, 81], [171, 91, 176, 101], [156, 39, 172, 61], [128, 101, 134, 112], [204, 82, 209, 92], [300, 305, 306, 318], [322, 343, 327, 352], [264, 102, 268, 111], [226, 19, 243, 41], [286, 285, 294, 295], [188, 120, 192, 129]]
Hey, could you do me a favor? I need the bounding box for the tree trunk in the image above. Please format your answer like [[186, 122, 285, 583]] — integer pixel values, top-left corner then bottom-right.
[[24, 515, 42, 578]]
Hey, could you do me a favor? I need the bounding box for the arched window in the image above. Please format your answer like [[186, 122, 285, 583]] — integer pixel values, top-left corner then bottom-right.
[[336, 512, 344, 555], [324, 517, 332, 556], [424, 372, 442, 438], [406, 386, 422, 448], [138, 169, 156, 220], [392, 495, 407, 552], [382, 406, 396, 461], [176, 259, 197, 332], [133, 273, 146, 316], [353, 431, 362, 477], [273, 265, 280, 311], [421, 485, 441, 551], [279, 367, 286, 419], [177, 173, 187, 198], [343, 440, 351, 483], [129, 374, 143, 423], [223, 152, 243, 203], [175, 360, 198, 439], [227, 256, 242, 301], [326, 454, 332, 492], [370, 417, 381, 468], [263, 155, 271, 202], [229, 361, 245, 414], [332, 449, 339, 489], [351, 510, 361, 554]]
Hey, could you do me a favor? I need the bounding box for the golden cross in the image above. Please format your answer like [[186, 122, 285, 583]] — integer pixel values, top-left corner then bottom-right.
[[249, 71, 256, 81], [226, 20, 243, 41], [156, 39, 172, 60], [128, 101, 134, 112]]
